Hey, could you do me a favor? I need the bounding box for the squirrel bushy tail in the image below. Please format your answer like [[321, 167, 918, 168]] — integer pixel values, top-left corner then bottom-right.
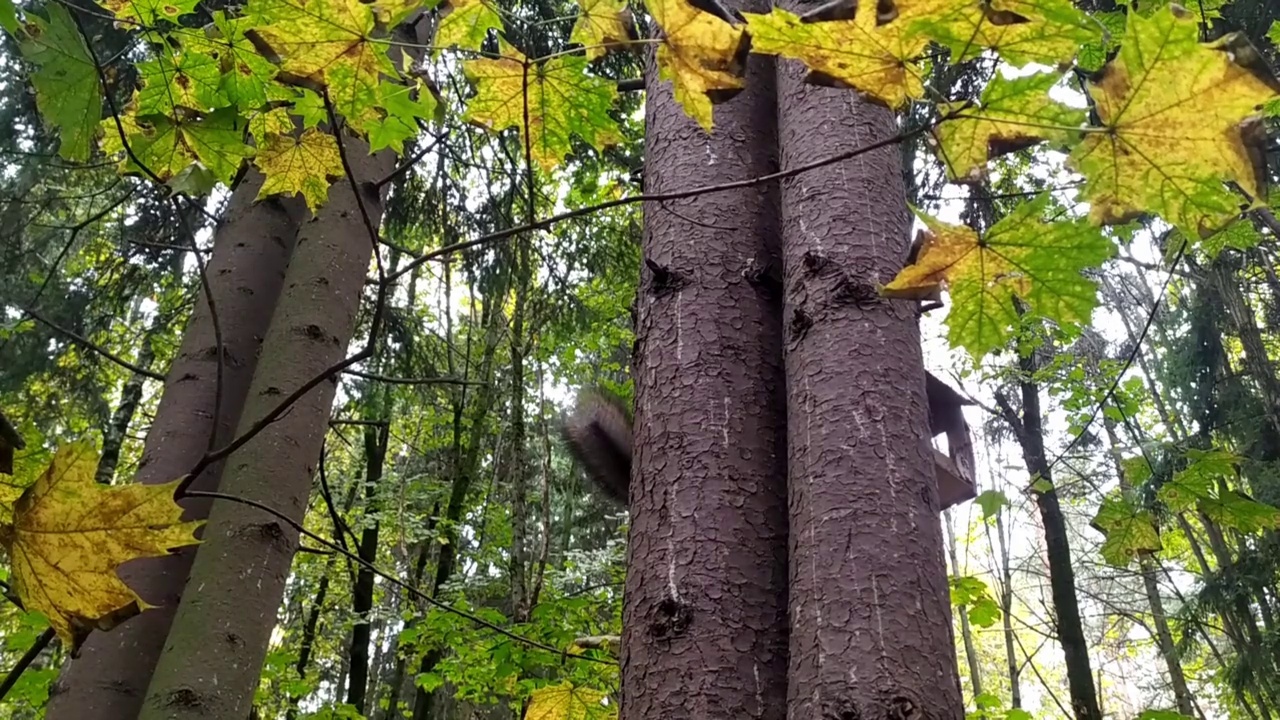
[[562, 388, 633, 506]]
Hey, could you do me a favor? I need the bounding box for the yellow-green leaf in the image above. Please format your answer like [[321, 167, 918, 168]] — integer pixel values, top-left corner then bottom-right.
[[464, 39, 621, 171], [250, 0, 395, 90], [744, 0, 946, 110], [1092, 492, 1161, 567], [883, 193, 1113, 359], [100, 0, 199, 26], [934, 70, 1084, 182], [254, 128, 344, 211], [571, 0, 636, 60], [434, 0, 503, 57], [0, 442, 202, 650], [17, 3, 101, 162], [648, 0, 750, 129], [912, 0, 1096, 67], [1068, 7, 1278, 240], [526, 682, 611, 720]]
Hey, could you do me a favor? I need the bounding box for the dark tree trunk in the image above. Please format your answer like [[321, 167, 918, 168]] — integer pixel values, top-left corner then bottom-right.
[[348, 417, 390, 714], [46, 169, 306, 720], [996, 347, 1101, 720], [619, 10, 788, 720], [773, 9, 965, 717]]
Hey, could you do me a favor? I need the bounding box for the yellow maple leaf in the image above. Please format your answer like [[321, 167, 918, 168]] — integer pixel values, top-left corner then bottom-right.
[[1069, 7, 1278, 239], [463, 38, 621, 170], [571, 0, 636, 60], [0, 442, 202, 650], [526, 682, 612, 720], [255, 129, 345, 211], [645, 0, 751, 130], [745, 0, 952, 109]]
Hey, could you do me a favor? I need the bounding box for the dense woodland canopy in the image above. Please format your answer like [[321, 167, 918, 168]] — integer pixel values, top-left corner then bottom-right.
[[2, 0, 1280, 716]]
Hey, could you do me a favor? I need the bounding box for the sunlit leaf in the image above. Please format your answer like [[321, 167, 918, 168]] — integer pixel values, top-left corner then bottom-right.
[[914, 0, 1096, 67], [1068, 7, 1278, 240], [254, 128, 344, 211], [0, 443, 202, 650], [948, 576, 1002, 628], [883, 193, 1113, 359], [250, 0, 396, 92], [974, 489, 1010, 519], [136, 49, 229, 115], [100, 0, 200, 26], [464, 38, 621, 170]]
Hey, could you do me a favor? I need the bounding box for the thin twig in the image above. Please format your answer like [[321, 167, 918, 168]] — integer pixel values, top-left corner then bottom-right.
[[342, 369, 482, 386]]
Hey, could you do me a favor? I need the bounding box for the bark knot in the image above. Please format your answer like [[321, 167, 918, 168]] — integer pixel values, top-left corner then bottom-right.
[[644, 258, 687, 298], [648, 596, 693, 639]]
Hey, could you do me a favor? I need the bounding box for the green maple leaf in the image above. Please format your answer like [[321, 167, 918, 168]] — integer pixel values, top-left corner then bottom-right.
[[883, 193, 1114, 359], [17, 3, 101, 162], [1199, 219, 1262, 258], [913, 0, 1096, 67], [186, 12, 284, 109], [102, 107, 252, 185], [434, 0, 504, 57], [974, 489, 1010, 519], [934, 71, 1084, 182], [1068, 7, 1278, 241], [1092, 493, 1161, 567], [254, 128, 344, 211], [136, 49, 228, 115], [948, 576, 1002, 628], [464, 39, 620, 171], [368, 79, 440, 154], [0, 0, 18, 34], [1200, 490, 1280, 533], [1158, 448, 1237, 512]]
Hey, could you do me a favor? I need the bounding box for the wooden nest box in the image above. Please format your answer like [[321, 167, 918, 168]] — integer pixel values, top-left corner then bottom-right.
[[924, 372, 976, 510]]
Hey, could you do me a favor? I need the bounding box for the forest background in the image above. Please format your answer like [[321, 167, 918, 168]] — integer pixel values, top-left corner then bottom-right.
[[1, 0, 1280, 716]]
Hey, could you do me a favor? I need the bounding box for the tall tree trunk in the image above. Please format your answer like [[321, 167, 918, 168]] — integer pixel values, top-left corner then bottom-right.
[[946, 509, 983, 699], [1102, 416, 1196, 716], [995, 346, 1101, 720], [287, 555, 337, 720], [348, 416, 390, 714], [1212, 259, 1280, 442], [773, 5, 964, 719], [619, 10, 788, 720], [136, 133, 398, 719], [509, 237, 532, 622], [46, 169, 306, 720]]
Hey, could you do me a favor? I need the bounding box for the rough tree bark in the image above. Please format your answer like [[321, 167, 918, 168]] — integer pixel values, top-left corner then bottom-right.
[[136, 133, 397, 719], [773, 4, 965, 719], [620, 9, 788, 720], [46, 169, 306, 720]]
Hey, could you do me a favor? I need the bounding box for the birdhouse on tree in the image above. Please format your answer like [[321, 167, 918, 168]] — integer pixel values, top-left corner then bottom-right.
[[924, 372, 976, 510]]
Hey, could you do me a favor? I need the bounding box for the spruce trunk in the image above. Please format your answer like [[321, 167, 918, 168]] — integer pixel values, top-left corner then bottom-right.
[[620, 15, 788, 720], [773, 21, 964, 719]]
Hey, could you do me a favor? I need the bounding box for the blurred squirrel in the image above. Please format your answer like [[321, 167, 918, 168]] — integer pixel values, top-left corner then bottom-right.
[[561, 388, 633, 506]]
